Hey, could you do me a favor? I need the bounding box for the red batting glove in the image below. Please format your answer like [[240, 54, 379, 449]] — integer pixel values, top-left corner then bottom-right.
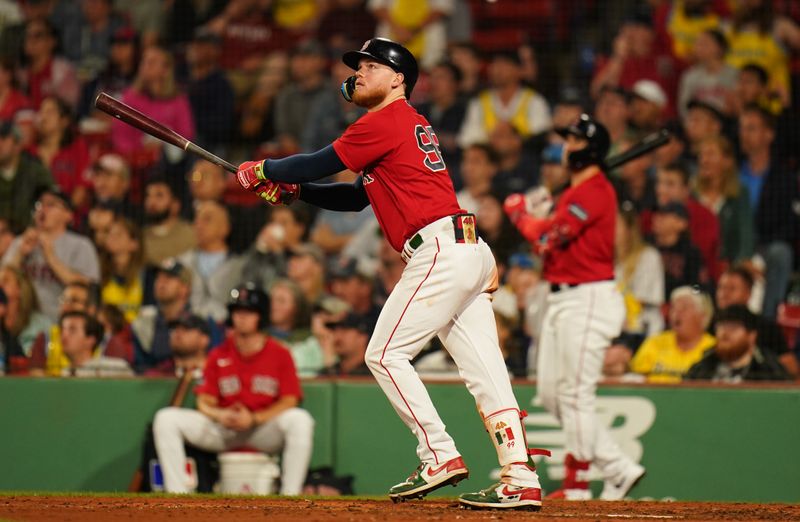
[[236, 160, 267, 191], [503, 193, 528, 226]]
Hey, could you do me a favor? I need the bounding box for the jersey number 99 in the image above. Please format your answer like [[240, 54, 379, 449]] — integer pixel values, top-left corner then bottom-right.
[[415, 125, 446, 172]]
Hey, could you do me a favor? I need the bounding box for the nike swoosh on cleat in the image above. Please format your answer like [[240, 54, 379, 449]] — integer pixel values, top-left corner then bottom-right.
[[427, 462, 454, 477], [500, 486, 524, 497]]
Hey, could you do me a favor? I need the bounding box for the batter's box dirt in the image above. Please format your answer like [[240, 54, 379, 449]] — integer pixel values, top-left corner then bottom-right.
[[0, 495, 798, 521]]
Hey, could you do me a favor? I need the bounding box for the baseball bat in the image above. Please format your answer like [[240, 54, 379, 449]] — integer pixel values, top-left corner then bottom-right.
[[94, 92, 238, 174], [604, 128, 671, 170]]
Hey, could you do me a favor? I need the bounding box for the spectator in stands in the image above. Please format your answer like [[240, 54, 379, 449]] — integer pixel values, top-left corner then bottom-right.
[[29, 281, 98, 376], [649, 202, 707, 299], [302, 58, 367, 153], [369, 0, 452, 70], [179, 201, 244, 323], [0, 287, 24, 374], [629, 79, 669, 134], [241, 205, 310, 293], [458, 50, 552, 148], [695, 136, 755, 266], [317, 0, 376, 50], [3, 187, 100, 321], [0, 58, 29, 120], [730, 63, 780, 117], [163, 0, 225, 48], [310, 172, 375, 257], [142, 177, 196, 267], [447, 41, 482, 99], [78, 25, 139, 118], [91, 153, 140, 223], [273, 40, 329, 154], [186, 28, 234, 155], [549, 89, 585, 140], [18, 17, 79, 109], [653, 0, 725, 65], [593, 85, 632, 168], [323, 311, 372, 376], [630, 286, 716, 382], [738, 105, 798, 319], [115, 0, 165, 49], [687, 305, 791, 382], [374, 236, 404, 303], [677, 29, 738, 118], [456, 144, 498, 215], [237, 51, 289, 151], [475, 191, 525, 278], [614, 137, 657, 213], [63, 0, 127, 84], [490, 122, 538, 194], [287, 243, 327, 307], [31, 96, 91, 212], [416, 61, 466, 188], [0, 218, 14, 260], [58, 310, 133, 377], [100, 217, 144, 323], [268, 278, 324, 377], [615, 205, 665, 342], [112, 45, 194, 171], [653, 121, 687, 169], [329, 257, 380, 325], [132, 258, 198, 373], [0, 119, 53, 233], [153, 283, 314, 495], [144, 313, 211, 378], [96, 303, 135, 366], [714, 266, 797, 377], [0, 265, 50, 356], [683, 99, 726, 167], [645, 162, 720, 280], [725, 0, 799, 107], [591, 14, 672, 106]]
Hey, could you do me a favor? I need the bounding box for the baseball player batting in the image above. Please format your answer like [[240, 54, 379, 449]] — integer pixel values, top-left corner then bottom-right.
[[504, 115, 646, 500], [236, 38, 549, 510]]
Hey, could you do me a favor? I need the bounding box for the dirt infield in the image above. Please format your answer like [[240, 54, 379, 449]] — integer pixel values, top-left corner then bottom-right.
[[1, 496, 799, 522]]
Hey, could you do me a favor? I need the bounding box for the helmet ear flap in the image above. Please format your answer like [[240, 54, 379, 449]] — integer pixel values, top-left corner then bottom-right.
[[341, 75, 356, 102]]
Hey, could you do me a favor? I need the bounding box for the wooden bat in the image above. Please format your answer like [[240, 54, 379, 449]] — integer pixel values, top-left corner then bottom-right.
[[95, 92, 238, 174], [605, 128, 671, 170]]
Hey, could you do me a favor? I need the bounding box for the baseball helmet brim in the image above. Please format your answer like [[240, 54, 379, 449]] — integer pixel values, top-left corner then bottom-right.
[[343, 50, 396, 72]]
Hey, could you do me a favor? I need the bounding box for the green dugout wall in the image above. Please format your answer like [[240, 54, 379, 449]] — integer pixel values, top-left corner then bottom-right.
[[0, 378, 797, 502]]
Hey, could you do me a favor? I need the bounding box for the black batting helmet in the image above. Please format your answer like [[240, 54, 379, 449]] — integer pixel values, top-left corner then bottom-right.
[[342, 38, 419, 98], [227, 283, 270, 330], [556, 114, 610, 171]]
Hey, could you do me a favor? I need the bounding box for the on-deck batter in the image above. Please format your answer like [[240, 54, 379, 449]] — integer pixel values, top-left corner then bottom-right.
[[236, 38, 548, 510], [504, 114, 646, 500]]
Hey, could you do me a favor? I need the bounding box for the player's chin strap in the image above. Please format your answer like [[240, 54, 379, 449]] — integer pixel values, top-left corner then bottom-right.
[[483, 408, 551, 468], [341, 76, 356, 102]]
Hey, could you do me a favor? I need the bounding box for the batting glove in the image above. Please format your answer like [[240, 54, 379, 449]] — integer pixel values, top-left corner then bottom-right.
[[503, 193, 528, 225], [236, 160, 268, 191]]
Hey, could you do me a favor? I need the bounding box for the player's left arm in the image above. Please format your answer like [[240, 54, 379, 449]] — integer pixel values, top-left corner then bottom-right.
[[504, 191, 602, 253]]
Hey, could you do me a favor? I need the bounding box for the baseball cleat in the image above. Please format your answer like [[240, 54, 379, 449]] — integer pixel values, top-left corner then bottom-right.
[[458, 482, 542, 510], [388, 456, 469, 501], [600, 463, 646, 501]]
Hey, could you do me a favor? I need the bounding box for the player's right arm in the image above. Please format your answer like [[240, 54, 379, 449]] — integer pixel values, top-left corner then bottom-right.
[[196, 393, 226, 423]]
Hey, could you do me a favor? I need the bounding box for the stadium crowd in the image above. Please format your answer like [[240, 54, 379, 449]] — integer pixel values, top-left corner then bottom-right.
[[0, 0, 799, 386]]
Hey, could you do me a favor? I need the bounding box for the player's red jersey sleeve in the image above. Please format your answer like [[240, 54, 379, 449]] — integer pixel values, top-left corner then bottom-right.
[[194, 345, 223, 399], [270, 339, 303, 400], [333, 112, 394, 173]]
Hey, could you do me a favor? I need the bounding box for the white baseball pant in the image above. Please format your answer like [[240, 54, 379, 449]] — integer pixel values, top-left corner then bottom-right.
[[152, 406, 314, 494], [536, 281, 632, 478], [365, 216, 529, 468]]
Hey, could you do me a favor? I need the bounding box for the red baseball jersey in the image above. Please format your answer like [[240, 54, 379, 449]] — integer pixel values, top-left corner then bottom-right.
[[539, 172, 617, 284], [195, 336, 302, 411], [333, 99, 462, 251]]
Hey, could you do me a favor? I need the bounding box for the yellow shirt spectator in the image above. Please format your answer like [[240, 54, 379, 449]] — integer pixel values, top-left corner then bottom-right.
[[630, 331, 716, 383]]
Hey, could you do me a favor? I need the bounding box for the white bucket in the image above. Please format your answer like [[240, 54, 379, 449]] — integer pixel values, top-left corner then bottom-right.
[[218, 452, 280, 495]]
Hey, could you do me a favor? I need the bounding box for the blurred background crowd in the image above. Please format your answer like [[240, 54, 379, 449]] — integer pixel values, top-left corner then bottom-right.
[[0, 0, 799, 384]]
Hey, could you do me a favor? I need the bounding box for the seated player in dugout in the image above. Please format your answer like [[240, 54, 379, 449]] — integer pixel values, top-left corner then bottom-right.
[[236, 37, 551, 510]]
